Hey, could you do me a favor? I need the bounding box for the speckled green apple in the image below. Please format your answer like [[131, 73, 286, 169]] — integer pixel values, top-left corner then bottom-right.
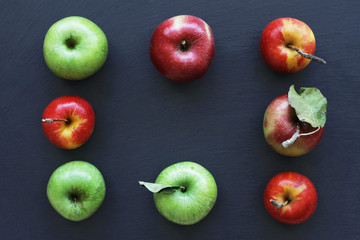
[[47, 161, 106, 221], [43, 16, 108, 80], [147, 161, 217, 225]]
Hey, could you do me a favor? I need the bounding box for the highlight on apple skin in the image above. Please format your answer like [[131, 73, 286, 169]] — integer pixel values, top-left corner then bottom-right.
[[264, 172, 317, 224], [150, 15, 215, 82], [42, 95, 95, 149], [260, 17, 325, 73], [43, 16, 108, 80]]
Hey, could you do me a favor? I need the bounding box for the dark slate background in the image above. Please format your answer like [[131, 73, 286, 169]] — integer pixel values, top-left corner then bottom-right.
[[1, 0, 359, 239]]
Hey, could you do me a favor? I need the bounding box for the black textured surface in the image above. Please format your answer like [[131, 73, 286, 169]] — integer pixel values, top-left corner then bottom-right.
[[1, 1, 359, 239]]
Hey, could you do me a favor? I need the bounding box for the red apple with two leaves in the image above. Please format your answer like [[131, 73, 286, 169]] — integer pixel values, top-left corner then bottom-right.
[[263, 85, 327, 157], [260, 17, 326, 73], [264, 172, 317, 224], [42, 95, 95, 149], [150, 15, 215, 82]]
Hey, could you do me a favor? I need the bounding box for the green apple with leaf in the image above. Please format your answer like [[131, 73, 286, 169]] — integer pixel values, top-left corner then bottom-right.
[[139, 161, 217, 225], [47, 161, 106, 221], [43, 16, 108, 80], [263, 85, 327, 157]]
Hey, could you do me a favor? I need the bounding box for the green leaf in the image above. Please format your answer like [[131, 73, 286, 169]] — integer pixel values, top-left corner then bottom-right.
[[138, 181, 185, 193], [288, 85, 327, 128]]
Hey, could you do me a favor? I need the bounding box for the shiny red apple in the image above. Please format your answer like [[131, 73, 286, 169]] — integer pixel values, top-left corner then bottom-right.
[[42, 95, 95, 149], [260, 17, 325, 73], [150, 15, 215, 82], [264, 172, 317, 224], [263, 85, 327, 157]]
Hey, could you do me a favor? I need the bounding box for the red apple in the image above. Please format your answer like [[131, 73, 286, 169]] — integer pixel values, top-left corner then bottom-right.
[[260, 17, 325, 73], [42, 95, 95, 149], [263, 85, 327, 157], [264, 172, 317, 224], [150, 15, 215, 82]]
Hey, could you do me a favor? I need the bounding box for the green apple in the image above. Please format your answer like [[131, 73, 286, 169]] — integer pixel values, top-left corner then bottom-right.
[[140, 161, 217, 225], [47, 161, 106, 221], [43, 16, 108, 80]]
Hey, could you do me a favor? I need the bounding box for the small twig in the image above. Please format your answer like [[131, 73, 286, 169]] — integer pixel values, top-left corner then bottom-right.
[[74, 197, 78, 215], [191, 36, 203, 45], [179, 37, 203, 52], [42, 118, 69, 123], [288, 45, 326, 64], [270, 199, 288, 210]]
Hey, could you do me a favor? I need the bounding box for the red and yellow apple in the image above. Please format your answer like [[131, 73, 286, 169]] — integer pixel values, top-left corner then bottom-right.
[[150, 15, 215, 82], [263, 85, 327, 157], [260, 17, 321, 73], [42, 95, 95, 149], [264, 172, 317, 224]]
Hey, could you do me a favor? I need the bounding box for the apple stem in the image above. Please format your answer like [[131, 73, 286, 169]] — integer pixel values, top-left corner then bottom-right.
[[270, 199, 288, 210], [179, 40, 190, 52], [74, 197, 78, 215], [179, 37, 203, 52], [282, 126, 321, 148], [191, 36, 203, 45], [282, 129, 300, 148], [288, 45, 326, 64], [42, 118, 69, 123], [299, 126, 321, 136]]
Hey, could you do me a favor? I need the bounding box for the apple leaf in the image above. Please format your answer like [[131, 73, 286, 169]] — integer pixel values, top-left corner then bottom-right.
[[139, 181, 185, 193], [288, 85, 327, 128]]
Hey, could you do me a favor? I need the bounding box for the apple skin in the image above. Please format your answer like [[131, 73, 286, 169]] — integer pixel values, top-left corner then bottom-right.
[[260, 17, 315, 73], [264, 172, 317, 224], [43, 16, 108, 80], [154, 161, 217, 225], [263, 94, 324, 157], [42, 95, 95, 149], [150, 15, 215, 82], [47, 161, 106, 221]]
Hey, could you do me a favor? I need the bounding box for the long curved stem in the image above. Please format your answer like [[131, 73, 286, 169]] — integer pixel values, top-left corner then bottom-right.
[[282, 126, 321, 148], [299, 126, 321, 136]]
